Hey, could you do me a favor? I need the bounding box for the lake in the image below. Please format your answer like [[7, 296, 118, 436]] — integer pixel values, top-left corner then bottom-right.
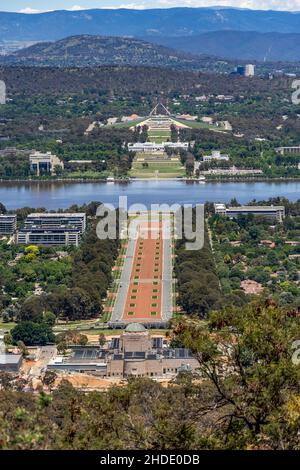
[[0, 180, 299, 210]]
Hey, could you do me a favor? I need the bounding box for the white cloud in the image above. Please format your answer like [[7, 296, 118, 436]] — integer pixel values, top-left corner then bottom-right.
[[119, 3, 146, 8], [16, 1, 300, 13], [19, 8, 42, 14], [155, 0, 300, 10], [102, 3, 146, 8], [67, 5, 85, 11]]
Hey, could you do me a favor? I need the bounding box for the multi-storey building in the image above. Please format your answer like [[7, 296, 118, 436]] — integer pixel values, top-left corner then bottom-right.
[[214, 203, 285, 222], [0, 80, 6, 105], [128, 142, 190, 153], [275, 146, 300, 156], [236, 64, 255, 77], [203, 150, 230, 162], [0, 215, 17, 235], [23, 213, 86, 233], [17, 212, 86, 246], [17, 225, 82, 246], [29, 151, 64, 176]]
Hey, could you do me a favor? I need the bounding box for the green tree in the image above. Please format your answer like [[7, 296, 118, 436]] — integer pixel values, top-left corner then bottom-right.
[[63, 287, 98, 321], [17, 296, 45, 323], [172, 299, 300, 449], [11, 321, 55, 346], [42, 370, 57, 391], [98, 333, 106, 347]]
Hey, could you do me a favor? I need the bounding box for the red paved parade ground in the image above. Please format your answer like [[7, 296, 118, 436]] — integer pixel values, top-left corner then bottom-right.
[[121, 221, 163, 322]]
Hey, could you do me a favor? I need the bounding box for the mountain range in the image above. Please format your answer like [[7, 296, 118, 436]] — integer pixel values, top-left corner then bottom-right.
[[0, 7, 300, 42], [150, 31, 300, 62]]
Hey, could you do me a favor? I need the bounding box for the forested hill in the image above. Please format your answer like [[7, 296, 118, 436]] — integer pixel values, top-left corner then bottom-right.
[[1, 65, 291, 97], [0, 35, 212, 69], [4, 31, 300, 65], [0, 7, 300, 42]]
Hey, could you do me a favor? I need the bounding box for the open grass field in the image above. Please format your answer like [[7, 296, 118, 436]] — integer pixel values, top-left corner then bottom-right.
[[112, 119, 145, 129], [130, 157, 185, 178], [66, 170, 110, 179], [0, 321, 16, 331], [148, 129, 171, 143], [175, 119, 215, 130]]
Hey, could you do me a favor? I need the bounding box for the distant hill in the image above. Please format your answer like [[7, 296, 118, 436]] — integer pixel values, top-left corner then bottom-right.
[[150, 31, 300, 62], [0, 35, 213, 69], [0, 7, 300, 42]]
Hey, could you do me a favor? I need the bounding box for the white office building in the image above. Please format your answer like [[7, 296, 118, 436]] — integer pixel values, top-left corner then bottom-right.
[[128, 142, 190, 153], [24, 213, 86, 233], [17, 226, 82, 246], [275, 146, 300, 156], [0, 80, 6, 105], [214, 204, 285, 222], [236, 64, 255, 77], [0, 215, 17, 234], [17, 212, 86, 246], [203, 150, 230, 162]]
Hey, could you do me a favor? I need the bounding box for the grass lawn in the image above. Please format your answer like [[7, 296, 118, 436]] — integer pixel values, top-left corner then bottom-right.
[[148, 129, 171, 143], [0, 322, 16, 331], [130, 160, 185, 178], [112, 119, 145, 129], [175, 119, 215, 130], [66, 170, 110, 179]]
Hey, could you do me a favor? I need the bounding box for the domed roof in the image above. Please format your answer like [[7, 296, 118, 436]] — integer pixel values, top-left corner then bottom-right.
[[125, 323, 146, 333]]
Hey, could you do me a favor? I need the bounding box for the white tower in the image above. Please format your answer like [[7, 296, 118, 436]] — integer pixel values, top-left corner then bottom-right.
[[0, 80, 6, 105]]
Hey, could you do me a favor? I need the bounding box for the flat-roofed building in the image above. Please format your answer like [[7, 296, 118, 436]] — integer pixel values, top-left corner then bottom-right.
[[236, 64, 255, 77], [275, 146, 300, 156], [0, 214, 17, 234], [0, 80, 6, 105], [203, 150, 230, 162], [214, 203, 227, 216], [0, 353, 22, 372], [201, 166, 263, 176], [17, 225, 82, 246], [128, 142, 190, 153], [29, 151, 64, 176], [17, 212, 86, 247], [214, 203, 285, 222], [24, 213, 86, 233]]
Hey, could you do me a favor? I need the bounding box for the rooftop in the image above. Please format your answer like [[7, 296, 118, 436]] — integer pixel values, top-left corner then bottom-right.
[[27, 213, 86, 217], [0, 354, 22, 365], [228, 206, 285, 211], [125, 323, 147, 333]]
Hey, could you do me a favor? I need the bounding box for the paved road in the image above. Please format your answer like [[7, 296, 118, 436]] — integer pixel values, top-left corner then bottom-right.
[[111, 235, 136, 322], [162, 233, 173, 321]]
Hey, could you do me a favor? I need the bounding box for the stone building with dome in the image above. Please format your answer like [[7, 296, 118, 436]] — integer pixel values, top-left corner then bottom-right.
[[48, 323, 199, 379]]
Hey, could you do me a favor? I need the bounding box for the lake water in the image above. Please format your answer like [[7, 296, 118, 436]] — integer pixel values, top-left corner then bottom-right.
[[0, 180, 299, 210]]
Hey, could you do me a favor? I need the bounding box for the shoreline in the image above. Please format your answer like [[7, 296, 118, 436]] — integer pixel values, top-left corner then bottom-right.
[[0, 176, 299, 184]]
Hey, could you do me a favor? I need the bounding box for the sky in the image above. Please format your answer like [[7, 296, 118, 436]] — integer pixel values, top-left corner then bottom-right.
[[1, 1, 300, 13]]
